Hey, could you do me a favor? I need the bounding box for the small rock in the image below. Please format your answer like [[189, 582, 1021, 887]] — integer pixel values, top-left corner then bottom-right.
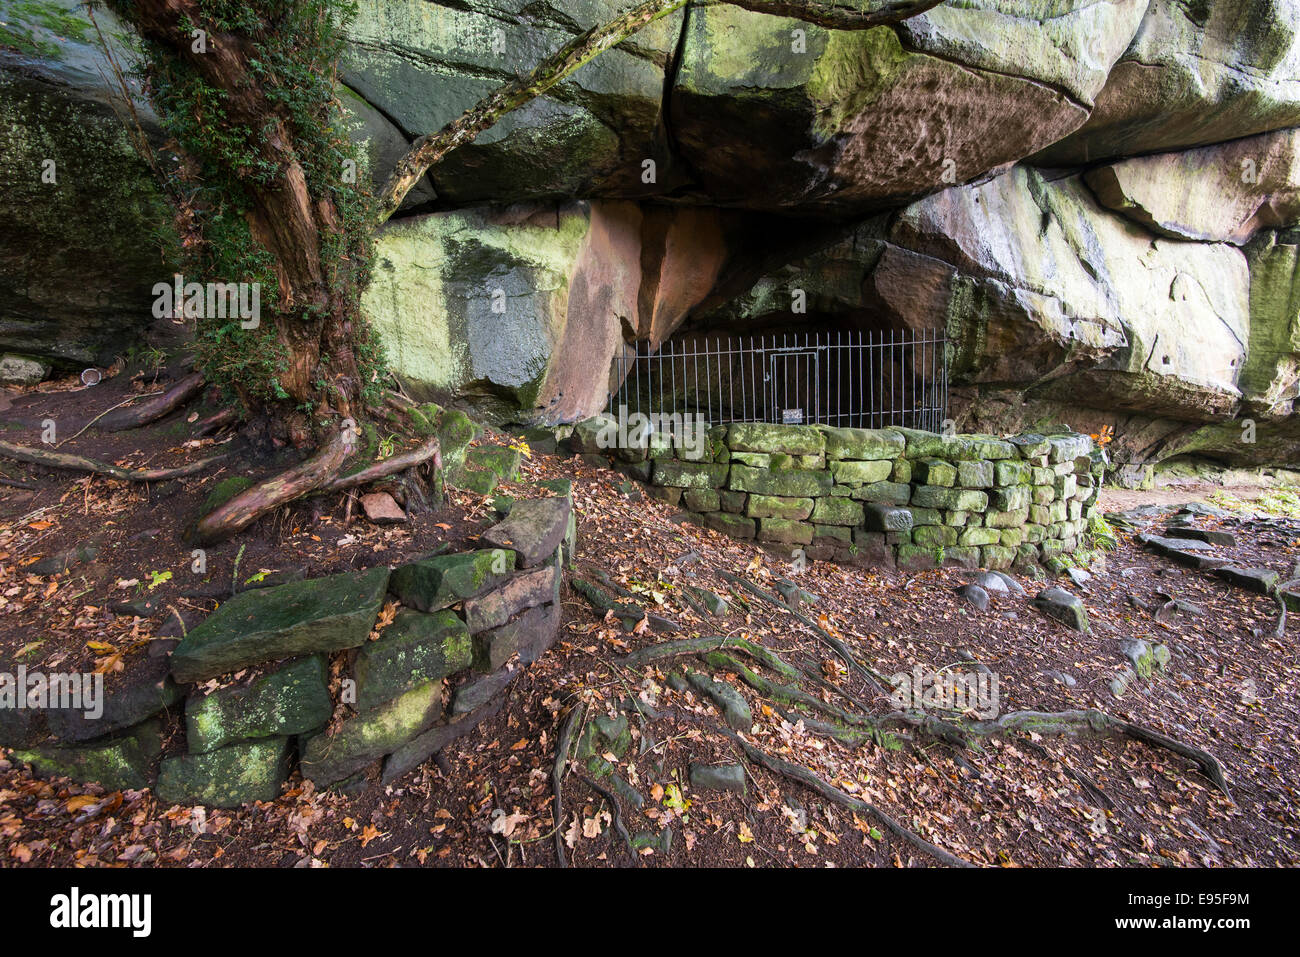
[[0, 353, 50, 385], [989, 570, 1027, 596], [971, 571, 1009, 594], [955, 583, 990, 611], [1164, 525, 1235, 547], [1031, 587, 1090, 632], [1066, 567, 1091, 588], [689, 762, 747, 795], [360, 492, 406, 524], [1214, 565, 1280, 595], [1120, 638, 1153, 676], [774, 579, 802, 608]]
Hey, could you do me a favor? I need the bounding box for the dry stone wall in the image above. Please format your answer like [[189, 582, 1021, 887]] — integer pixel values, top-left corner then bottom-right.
[[3, 491, 575, 807], [577, 420, 1101, 573]]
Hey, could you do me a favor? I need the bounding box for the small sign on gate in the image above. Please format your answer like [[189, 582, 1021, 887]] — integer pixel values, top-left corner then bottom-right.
[[782, 408, 804, 425]]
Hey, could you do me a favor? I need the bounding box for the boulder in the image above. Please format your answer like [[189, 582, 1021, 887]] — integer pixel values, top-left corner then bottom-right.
[[156, 737, 291, 808], [480, 496, 572, 567], [0, 1, 175, 368], [889, 168, 1250, 420], [389, 549, 514, 612], [46, 646, 182, 744], [363, 202, 637, 424], [727, 422, 825, 455], [300, 679, 444, 785], [1031, 587, 1090, 632], [341, 0, 683, 206], [13, 718, 162, 791], [463, 565, 559, 634], [689, 762, 746, 796], [1035, 0, 1300, 166], [474, 601, 561, 671], [669, 3, 1130, 213], [360, 491, 406, 524], [185, 656, 332, 753], [0, 353, 49, 384], [1214, 565, 1280, 594], [355, 609, 472, 710], [170, 567, 390, 683], [729, 464, 832, 498], [1085, 128, 1300, 245]]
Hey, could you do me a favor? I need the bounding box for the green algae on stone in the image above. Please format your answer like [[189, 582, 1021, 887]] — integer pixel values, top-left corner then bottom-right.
[[299, 679, 444, 785], [388, 549, 514, 612], [354, 609, 471, 711], [170, 566, 390, 683], [185, 656, 332, 754], [156, 736, 291, 808], [14, 718, 162, 791]]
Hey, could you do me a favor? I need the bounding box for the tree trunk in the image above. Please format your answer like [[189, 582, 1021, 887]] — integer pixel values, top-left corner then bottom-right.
[[108, 0, 364, 440]]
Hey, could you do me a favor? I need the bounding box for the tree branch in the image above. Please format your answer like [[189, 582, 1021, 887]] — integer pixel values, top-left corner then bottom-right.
[[0, 440, 226, 483], [371, 0, 686, 226], [371, 0, 942, 225]]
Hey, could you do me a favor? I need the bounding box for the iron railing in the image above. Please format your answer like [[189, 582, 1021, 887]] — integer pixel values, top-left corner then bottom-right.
[[607, 330, 948, 432]]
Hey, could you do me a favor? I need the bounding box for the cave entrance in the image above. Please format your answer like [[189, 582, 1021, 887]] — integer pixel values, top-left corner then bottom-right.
[[608, 328, 948, 432]]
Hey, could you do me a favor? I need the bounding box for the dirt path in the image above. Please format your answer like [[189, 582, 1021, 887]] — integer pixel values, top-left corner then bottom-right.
[[1098, 483, 1271, 512]]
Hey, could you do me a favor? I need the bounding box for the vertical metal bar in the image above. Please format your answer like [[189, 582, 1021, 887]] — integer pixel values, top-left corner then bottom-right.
[[890, 329, 896, 427], [692, 343, 698, 421], [737, 335, 745, 424], [929, 330, 937, 432], [726, 337, 733, 423], [717, 337, 724, 426]]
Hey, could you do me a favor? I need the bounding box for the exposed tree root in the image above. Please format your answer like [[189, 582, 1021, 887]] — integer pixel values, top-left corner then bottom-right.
[[321, 435, 441, 493], [615, 632, 1232, 803], [193, 423, 356, 543], [193, 407, 241, 437], [711, 726, 975, 868], [0, 440, 227, 483], [575, 771, 639, 865], [703, 650, 877, 729], [552, 702, 585, 870], [97, 372, 206, 431], [617, 635, 799, 680], [572, 577, 679, 633], [718, 570, 889, 695]]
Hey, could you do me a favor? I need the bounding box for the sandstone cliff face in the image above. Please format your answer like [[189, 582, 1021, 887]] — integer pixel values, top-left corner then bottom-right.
[[3, 0, 1300, 469]]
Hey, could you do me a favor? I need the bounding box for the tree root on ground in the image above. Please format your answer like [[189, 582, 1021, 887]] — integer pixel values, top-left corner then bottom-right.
[[193, 407, 241, 437], [571, 577, 678, 633], [193, 424, 356, 543], [552, 702, 585, 869], [617, 635, 800, 680], [710, 725, 975, 867], [575, 771, 639, 865], [0, 440, 227, 483], [321, 435, 441, 493], [718, 570, 889, 695], [97, 372, 206, 431]]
